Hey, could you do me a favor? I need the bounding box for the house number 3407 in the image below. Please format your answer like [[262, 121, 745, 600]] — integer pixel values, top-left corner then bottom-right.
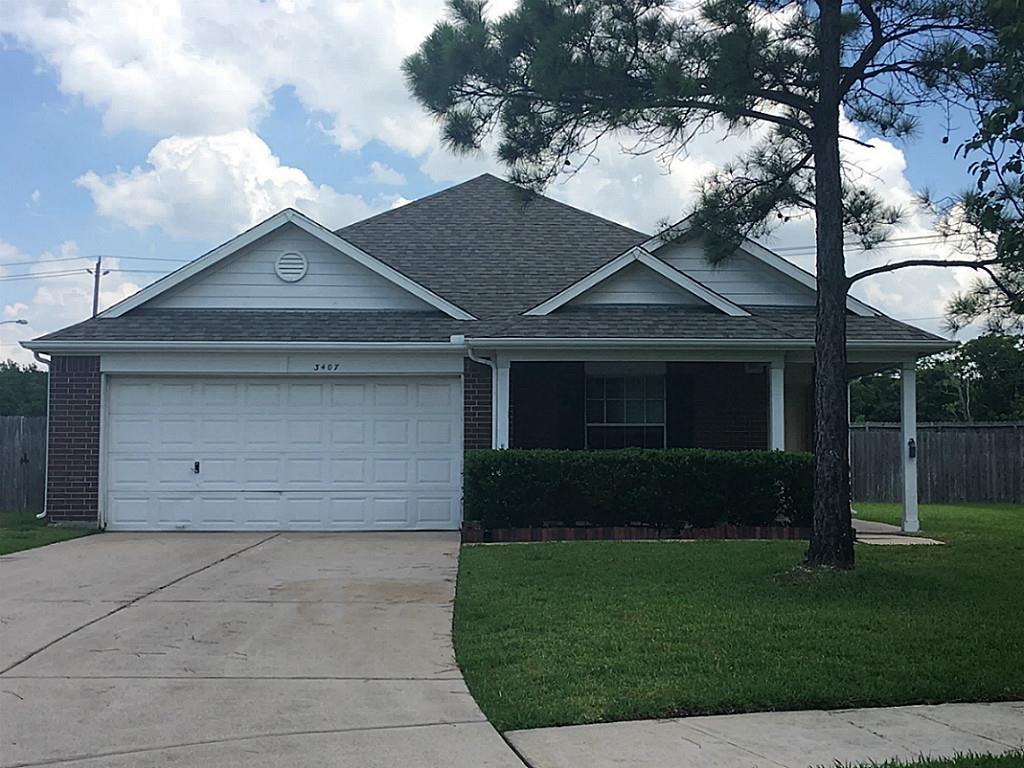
[[312, 363, 341, 372]]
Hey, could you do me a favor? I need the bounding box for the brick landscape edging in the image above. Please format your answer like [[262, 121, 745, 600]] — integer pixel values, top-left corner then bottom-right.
[[461, 524, 812, 543]]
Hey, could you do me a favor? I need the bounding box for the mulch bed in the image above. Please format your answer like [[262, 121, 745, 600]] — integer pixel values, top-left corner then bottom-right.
[[461, 524, 811, 543]]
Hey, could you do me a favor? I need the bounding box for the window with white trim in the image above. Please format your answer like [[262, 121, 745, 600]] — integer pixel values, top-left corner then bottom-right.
[[585, 364, 666, 448]]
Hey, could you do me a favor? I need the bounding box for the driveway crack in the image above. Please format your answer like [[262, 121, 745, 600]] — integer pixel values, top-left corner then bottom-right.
[[0, 533, 279, 677]]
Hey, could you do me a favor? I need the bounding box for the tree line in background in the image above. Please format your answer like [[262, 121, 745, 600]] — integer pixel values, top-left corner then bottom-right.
[[850, 333, 1024, 421], [0, 361, 46, 417]]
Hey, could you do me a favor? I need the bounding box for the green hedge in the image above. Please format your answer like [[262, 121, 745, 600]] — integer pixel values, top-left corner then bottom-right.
[[463, 448, 814, 529]]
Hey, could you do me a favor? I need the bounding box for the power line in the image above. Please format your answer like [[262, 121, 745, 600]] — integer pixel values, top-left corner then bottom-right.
[[0, 269, 90, 282], [0, 266, 172, 280], [0, 253, 190, 268], [771, 233, 962, 251]]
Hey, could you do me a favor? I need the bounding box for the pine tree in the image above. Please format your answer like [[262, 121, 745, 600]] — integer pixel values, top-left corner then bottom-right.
[[405, 0, 997, 568]]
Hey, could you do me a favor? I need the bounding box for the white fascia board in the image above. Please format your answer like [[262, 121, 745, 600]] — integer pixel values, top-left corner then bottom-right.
[[286, 211, 476, 320], [739, 239, 878, 317], [21, 340, 468, 354], [635, 251, 749, 317], [100, 209, 476, 321], [643, 219, 880, 318], [523, 246, 749, 317], [524, 249, 641, 315]]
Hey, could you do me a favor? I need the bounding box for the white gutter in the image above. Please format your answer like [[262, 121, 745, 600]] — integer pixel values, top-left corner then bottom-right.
[[32, 351, 50, 520]]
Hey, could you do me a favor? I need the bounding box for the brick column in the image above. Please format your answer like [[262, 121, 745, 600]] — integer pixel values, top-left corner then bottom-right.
[[46, 356, 101, 526], [464, 359, 493, 449]]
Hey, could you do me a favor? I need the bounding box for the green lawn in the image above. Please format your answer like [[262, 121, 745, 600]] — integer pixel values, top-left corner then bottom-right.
[[453, 503, 1024, 731], [0, 509, 94, 556], [842, 754, 1023, 768]]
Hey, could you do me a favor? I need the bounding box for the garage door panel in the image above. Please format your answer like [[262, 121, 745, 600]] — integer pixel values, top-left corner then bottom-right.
[[416, 458, 455, 484], [417, 420, 453, 446], [373, 421, 410, 446], [106, 375, 461, 531], [330, 382, 366, 405], [417, 497, 459, 524]]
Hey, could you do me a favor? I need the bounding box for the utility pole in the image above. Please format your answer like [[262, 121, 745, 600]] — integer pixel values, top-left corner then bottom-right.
[[87, 256, 110, 317]]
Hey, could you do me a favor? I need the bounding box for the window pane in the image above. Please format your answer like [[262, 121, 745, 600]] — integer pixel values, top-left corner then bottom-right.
[[586, 426, 605, 448], [586, 399, 604, 423], [646, 375, 665, 397], [586, 376, 604, 398], [645, 399, 664, 422], [644, 427, 665, 447], [625, 376, 643, 398], [605, 377, 624, 398], [625, 399, 644, 422], [624, 427, 644, 447], [606, 399, 625, 423]]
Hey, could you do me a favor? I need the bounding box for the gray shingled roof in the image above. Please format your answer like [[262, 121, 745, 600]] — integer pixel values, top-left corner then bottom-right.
[[31, 174, 948, 348], [337, 174, 645, 319], [34, 310, 480, 343], [35, 306, 945, 346], [485, 306, 944, 342]]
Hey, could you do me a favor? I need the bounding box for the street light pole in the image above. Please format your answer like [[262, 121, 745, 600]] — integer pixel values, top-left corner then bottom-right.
[[0, 319, 28, 325]]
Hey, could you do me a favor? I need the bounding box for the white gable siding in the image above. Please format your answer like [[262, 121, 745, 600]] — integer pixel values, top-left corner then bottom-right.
[[151, 224, 432, 311], [658, 238, 816, 307], [570, 261, 706, 306]]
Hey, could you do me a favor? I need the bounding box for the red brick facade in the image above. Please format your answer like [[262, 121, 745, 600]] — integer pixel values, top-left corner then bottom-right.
[[46, 356, 101, 526], [464, 359, 492, 449], [691, 363, 769, 450]]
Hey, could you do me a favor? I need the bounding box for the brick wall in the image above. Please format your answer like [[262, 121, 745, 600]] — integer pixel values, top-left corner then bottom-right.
[[46, 356, 101, 526], [691, 363, 769, 450], [464, 359, 492, 449]]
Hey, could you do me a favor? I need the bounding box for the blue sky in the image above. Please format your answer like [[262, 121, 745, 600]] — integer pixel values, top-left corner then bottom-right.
[[0, 1, 985, 362]]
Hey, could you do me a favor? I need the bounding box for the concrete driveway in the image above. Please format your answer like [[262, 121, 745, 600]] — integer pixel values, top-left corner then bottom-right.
[[0, 532, 522, 767]]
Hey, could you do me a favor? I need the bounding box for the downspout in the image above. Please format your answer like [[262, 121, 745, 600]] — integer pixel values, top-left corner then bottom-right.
[[33, 351, 50, 520], [453, 335, 499, 446]]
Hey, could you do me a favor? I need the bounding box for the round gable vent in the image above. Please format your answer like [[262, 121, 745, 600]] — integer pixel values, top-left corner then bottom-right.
[[275, 251, 308, 282]]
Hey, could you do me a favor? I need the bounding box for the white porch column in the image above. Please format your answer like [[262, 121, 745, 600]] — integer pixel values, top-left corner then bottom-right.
[[900, 361, 920, 532], [493, 358, 511, 449], [769, 359, 786, 451]]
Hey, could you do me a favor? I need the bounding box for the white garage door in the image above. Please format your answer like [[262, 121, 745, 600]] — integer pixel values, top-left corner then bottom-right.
[[105, 376, 462, 531]]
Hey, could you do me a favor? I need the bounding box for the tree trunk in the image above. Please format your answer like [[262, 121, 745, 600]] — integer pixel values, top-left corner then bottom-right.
[[806, 0, 854, 569]]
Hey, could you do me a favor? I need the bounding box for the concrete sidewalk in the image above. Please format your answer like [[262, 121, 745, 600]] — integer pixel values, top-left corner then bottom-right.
[[506, 702, 1024, 767]]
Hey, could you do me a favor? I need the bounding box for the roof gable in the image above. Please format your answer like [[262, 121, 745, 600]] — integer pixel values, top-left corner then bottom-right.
[[525, 247, 750, 317], [101, 209, 476, 320], [336, 174, 646, 320], [643, 223, 879, 317]]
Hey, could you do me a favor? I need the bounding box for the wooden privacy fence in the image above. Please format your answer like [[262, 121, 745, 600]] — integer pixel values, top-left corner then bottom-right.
[[851, 422, 1024, 504], [1, 416, 46, 513]]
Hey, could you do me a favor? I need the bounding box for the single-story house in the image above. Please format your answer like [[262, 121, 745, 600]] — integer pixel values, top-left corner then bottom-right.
[[24, 174, 951, 533]]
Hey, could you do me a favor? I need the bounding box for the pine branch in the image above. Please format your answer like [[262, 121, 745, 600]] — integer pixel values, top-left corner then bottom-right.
[[848, 257, 1003, 283]]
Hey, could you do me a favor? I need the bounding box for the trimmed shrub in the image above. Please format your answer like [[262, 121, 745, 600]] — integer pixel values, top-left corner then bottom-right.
[[463, 448, 814, 529]]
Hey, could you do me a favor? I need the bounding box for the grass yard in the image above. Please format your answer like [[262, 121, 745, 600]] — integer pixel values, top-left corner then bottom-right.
[[453, 503, 1024, 731], [0, 509, 94, 556], [843, 754, 1023, 768]]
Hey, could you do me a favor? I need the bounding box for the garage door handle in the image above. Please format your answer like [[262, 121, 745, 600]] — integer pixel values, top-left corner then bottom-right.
[[193, 461, 201, 474]]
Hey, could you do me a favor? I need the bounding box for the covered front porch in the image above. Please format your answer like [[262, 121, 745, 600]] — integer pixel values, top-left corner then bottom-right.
[[468, 343, 927, 532]]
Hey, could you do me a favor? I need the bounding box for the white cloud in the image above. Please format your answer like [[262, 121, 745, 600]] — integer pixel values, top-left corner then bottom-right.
[[0, 240, 141, 365], [30, 189, 41, 204], [76, 131, 379, 240], [1, 0, 980, 337], [361, 161, 407, 187]]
